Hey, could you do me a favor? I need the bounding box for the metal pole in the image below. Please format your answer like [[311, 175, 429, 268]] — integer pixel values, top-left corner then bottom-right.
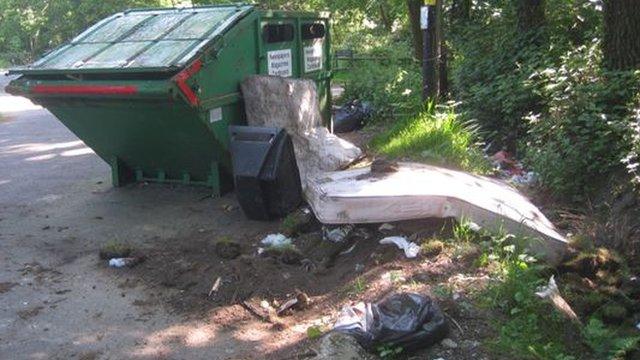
[[421, 2, 437, 102]]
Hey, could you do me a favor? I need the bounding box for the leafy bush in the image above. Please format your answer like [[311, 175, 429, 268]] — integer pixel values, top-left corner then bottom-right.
[[371, 105, 491, 174], [339, 37, 422, 119], [582, 318, 640, 360], [524, 41, 640, 199]]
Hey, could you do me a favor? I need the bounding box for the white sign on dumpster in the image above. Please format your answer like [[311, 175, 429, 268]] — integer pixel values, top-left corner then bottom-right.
[[304, 42, 323, 73], [267, 49, 292, 77]]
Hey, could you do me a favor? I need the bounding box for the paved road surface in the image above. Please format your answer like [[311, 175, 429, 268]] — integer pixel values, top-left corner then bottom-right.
[[0, 74, 271, 359]]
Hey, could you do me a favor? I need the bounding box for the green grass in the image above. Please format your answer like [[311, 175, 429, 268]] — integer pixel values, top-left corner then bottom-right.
[[371, 106, 491, 174]]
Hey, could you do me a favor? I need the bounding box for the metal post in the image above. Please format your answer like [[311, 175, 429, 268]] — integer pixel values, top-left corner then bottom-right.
[[421, 2, 437, 101]]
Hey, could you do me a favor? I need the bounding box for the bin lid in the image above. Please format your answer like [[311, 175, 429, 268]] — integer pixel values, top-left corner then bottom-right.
[[10, 5, 253, 75]]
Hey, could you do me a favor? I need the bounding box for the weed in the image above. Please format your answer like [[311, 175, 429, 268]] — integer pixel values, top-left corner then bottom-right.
[[350, 276, 367, 295], [306, 325, 323, 340], [431, 284, 453, 299], [377, 344, 403, 359], [421, 239, 445, 256], [99, 239, 132, 260], [452, 219, 480, 243]]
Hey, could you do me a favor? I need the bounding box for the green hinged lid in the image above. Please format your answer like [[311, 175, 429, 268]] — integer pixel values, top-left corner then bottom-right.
[[10, 4, 253, 75]]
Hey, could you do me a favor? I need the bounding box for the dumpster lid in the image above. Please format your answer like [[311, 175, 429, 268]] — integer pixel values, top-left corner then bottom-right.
[[9, 5, 253, 75]]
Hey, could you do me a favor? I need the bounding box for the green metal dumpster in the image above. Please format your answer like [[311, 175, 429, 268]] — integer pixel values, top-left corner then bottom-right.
[[6, 4, 331, 196]]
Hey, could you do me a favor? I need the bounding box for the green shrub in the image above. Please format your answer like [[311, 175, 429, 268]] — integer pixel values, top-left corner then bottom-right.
[[371, 105, 491, 174], [338, 33, 422, 119], [524, 41, 640, 199]]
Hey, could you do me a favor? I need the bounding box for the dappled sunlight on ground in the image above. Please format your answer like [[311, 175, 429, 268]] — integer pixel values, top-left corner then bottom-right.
[[0, 93, 41, 113]]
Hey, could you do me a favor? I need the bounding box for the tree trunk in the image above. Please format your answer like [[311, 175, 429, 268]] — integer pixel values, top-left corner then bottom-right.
[[407, 0, 423, 60], [436, 0, 448, 98], [517, 0, 545, 33], [603, 0, 640, 71], [379, 0, 393, 31], [451, 0, 470, 21]]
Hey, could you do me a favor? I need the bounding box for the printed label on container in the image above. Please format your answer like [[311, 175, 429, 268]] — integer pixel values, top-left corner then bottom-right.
[[304, 42, 323, 73], [209, 107, 223, 123], [267, 49, 292, 77]]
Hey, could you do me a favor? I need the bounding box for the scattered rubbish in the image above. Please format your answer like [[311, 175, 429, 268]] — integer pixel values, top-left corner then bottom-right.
[[108, 256, 144, 268], [323, 225, 354, 243], [208, 277, 222, 298], [260, 300, 272, 310], [332, 99, 373, 133], [276, 291, 310, 316], [535, 275, 581, 324], [510, 171, 538, 186], [261, 233, 292, 248], [314, 331, 374, 360], [108, 258, 126, 267], [355, 263, 365, 272], [378, 223, 395, 232], [491, 150, 538, 186], [379, 237, 420, 258], [491, 150, 523, 175], [636, 322, 640, 331], [339, 243, 357, 256], [333, 292, 448, 351], [441, 338, 458, 349]]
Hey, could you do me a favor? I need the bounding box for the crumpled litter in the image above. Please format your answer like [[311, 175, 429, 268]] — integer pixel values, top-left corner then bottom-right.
[[323, 224, 354, 242], [261, 233, 292, 248], [333, 293, 448, 351], [535, 275, 580, 324], [379, 236, 420, 258], [510, 171, 538, 185], [108, 256, 144, 268]]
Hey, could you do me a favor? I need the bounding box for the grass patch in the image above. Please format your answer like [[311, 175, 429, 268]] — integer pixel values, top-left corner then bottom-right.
[[370, 105, 491, 174]]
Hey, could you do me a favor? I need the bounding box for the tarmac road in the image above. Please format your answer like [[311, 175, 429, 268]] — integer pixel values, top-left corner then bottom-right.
[[0, 73, 273, 360]]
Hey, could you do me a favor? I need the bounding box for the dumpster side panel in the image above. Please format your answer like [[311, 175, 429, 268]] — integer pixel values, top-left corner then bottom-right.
[[41, 100, 232, 193]]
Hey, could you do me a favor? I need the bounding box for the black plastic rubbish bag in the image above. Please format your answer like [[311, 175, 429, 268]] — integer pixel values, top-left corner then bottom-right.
[[333, 293, 448, 352], [332, 100, 373, 133]]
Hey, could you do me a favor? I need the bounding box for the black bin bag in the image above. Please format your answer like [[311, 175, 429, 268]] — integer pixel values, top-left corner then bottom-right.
[[333, 293, 448, 352], [229, 126, 302, 220]]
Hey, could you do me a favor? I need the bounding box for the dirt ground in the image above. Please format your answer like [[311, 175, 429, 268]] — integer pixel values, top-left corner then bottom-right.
[[0, 74, 500, 359]]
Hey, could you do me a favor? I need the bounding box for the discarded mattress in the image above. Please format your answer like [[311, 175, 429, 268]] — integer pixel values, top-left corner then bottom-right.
[[306, 163, 567, 264], [240, 76, 567, 264]]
